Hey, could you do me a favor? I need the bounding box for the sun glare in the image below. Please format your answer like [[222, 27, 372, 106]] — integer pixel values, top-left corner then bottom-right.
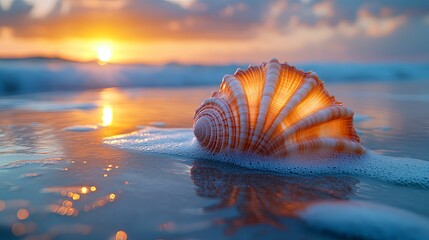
[[102, 105, 113, 126], [97, 46, 112, 64]]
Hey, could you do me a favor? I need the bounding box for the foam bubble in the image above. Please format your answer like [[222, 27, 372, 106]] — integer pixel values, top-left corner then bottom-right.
[[299, 201, 429, 240], [104, 127, 429, 188]]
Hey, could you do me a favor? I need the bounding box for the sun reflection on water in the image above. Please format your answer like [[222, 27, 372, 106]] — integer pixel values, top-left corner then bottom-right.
[[17, 208, 30, 220], [115, 230, 127, 240], [42, 185, 119, 220], [83, 192, 118, 212], [49, 199, 79, 217], [81, 187, 89, 194], [102, 105, 113, 126]]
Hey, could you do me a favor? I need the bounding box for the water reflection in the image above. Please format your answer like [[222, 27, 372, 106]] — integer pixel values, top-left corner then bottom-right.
[[1, 83, 427, 238], [16, 208, 30, 220], [50, 200, 79, 217], [102, 105, 113, 127], [191, 160, 359, 234], [115, 230, 127, 240], [0, 199, 35, 238], [0, 124, 63, 167], [41, 185, 118, 217]]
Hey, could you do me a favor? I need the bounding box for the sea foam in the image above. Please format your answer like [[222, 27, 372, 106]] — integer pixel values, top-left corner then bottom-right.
[[299, 201, 429, 240], [104, 127, 429, 188]]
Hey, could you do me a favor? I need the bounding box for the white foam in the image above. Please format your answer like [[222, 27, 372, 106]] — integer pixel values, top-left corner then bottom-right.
[[64, 125, 100, 132], [104, 127, 429, 188], [299, 201, 429, 240]]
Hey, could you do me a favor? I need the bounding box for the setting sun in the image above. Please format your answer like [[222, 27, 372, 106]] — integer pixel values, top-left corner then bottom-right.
[[97, 46, 112, 64]]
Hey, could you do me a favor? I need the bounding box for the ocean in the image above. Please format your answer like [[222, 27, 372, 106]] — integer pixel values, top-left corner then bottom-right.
[[0, 59, 429, 239]]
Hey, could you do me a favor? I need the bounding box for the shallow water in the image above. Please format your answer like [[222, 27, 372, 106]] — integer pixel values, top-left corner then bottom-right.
[[0, 81, 429, 239]]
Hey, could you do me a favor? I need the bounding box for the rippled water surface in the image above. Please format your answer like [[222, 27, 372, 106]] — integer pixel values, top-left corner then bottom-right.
[[0, 80, 428, 239]]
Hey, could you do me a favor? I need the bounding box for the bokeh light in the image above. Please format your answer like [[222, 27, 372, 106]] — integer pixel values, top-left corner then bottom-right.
[[17, 208, 30, 220], [115, 230, 127, 240]]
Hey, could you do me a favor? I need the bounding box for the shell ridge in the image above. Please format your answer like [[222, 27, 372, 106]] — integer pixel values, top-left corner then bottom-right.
[[249, 59, 281, 151], [284, 106, 354, 139], [254, 75, 318, 153], [281, 77, 338, 131], [224, 74, 249, 151], [200, 110, 220, 151], [273, 137, 365, 157], [253, 63, 296, 152], [200, 116, 214, 150], [264, 79, 347, 153], [236, 64, 266, 151], [211, 97, 235, 150], [218, 83, 242, 149], [265, 106, 355, 152], [193, 97, 236, 151]]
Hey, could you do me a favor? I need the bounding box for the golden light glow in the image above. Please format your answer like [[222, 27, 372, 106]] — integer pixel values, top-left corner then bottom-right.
[[90, 186, 97, 192], [102, 105, 113, 126], [81, 187, 89, 194], [72, 194, 81, 200], [115, 230, 128, 240], [63, 200, 73, 208], [97, 46, 112, 64], [17, 208, 29, 220], [83, 193, 118, 212], [109, 194, 116, 201], [50, 200, 78, 217]]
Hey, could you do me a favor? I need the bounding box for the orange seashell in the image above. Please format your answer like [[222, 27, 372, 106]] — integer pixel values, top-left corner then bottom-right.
[[193, 59, 364, 157]]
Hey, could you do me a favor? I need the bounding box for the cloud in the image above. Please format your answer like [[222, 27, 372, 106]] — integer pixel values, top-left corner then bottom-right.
[[0, 0, 428, 61], [1, 0, 427, 40], [0, 0, 33, 24], [1, 0, 268, 40]]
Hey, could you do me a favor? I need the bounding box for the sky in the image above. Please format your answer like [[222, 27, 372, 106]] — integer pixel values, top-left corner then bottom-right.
[[0, 0, 428, 64]]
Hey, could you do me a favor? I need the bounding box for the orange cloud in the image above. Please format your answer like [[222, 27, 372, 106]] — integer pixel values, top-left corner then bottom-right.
[[0, 0, 428, 63]]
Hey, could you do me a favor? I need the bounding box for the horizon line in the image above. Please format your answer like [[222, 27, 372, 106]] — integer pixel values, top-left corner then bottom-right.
[[0, 56, 428, 66]]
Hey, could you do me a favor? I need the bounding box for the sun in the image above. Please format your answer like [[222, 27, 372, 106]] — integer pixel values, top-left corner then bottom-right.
[[97, 46, 112, 64]]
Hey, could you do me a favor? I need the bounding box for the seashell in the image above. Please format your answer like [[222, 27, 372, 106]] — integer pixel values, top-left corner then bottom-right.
[[193, 59, 364, 157]]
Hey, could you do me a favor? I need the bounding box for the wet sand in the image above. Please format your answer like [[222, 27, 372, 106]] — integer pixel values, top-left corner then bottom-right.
[[0, 80, 428, 239]]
